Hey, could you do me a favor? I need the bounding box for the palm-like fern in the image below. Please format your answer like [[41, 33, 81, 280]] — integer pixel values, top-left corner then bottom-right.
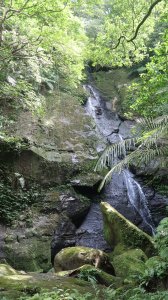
[[95, 115, 168, 191]]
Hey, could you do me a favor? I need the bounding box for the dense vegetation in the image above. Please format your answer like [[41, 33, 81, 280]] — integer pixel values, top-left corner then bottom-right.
[[0, 0, 167, 141]]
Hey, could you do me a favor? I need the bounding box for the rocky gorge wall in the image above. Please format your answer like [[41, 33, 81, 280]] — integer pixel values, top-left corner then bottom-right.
[[0, 69, 167, 274]]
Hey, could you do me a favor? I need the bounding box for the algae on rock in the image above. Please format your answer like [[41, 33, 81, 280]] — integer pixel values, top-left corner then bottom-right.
[[112, 249, 148, 279], [54, 246, 115, 275], [0, 263, 18, 276], [0, 263, 97, 300], [100, 202, 155, 256]]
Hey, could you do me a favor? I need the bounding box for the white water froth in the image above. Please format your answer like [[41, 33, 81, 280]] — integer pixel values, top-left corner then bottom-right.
[[123, 170, 155, 235]]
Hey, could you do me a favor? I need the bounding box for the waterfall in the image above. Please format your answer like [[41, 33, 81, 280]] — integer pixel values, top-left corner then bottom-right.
[[118, 133, 155, 235], [123, 170, 155, 235], [85, 85, 155, 234], [76, 84, 155, 250]]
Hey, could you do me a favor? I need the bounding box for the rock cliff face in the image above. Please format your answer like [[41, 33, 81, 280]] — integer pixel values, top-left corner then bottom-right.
[[0, 70, 167, 273], [0, 88, 103, 271]]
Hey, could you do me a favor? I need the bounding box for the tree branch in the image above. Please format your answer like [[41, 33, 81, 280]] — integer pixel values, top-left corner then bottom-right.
[[111, 0, 163, 50], [128, 0, 163, 42]]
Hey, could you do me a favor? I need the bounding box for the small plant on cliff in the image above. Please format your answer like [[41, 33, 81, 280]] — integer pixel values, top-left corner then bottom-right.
[[0, 181, 42, 225]]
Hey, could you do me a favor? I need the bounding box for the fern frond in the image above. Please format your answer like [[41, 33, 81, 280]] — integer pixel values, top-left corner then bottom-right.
[[137, 115, 168, 132], [96, 115, 168, 191], [94, 137, 137, 172]]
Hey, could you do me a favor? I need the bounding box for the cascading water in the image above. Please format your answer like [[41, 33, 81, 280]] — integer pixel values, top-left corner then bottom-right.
[[123, 170, 155, 235], [118, 132, 155, 234], [76, 84, 155, 251]]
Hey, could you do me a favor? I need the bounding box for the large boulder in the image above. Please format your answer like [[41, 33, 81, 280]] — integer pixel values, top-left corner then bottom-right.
[[2, 187, 89, 272], [0, 263, 98, 300], [3, 213, 60, 272], [3, 237, 52, 272], [0, 264, 18, 276], [40, 188, 91, 225], [54, 190, 91, 225], [0, 89, 102, 188], [112, 249, 148, 279], [54, 246, 115, 275], [100, 202, 155, 256]]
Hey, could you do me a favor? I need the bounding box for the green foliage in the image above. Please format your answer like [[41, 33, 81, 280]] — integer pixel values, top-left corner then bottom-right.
[[86, 0, 166, 67], [18, 289, 96, 300], [0, 181, 42, 225], [131, 218, 168, 292], [155, 218, 168, 262], [78, 268, 98, 284], [95, 116, 168, 190], [127, 12, 168, 118], [3, 286, 168, 300], [0, 0, 87, 127], [127, 290, 168, 300]]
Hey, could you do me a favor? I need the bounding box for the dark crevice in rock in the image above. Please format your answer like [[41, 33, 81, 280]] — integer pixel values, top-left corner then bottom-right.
[[72, 183, 101, 201]]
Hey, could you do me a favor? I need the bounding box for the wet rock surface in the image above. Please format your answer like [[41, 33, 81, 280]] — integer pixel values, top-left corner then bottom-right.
[[76, 203, 111, 251], [51, 214, 77, 264]]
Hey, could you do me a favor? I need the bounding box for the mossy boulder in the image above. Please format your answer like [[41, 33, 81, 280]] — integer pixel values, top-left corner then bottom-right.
[[0, 263, 98, 300], [1, 88, 102, 188], [0, 263, 18, 276], [111, 244, 128, 257], [56, 264, 122, 287], [54, 246, 115, 275], [112, 249, 148, 279], [3, 213, 63, 272], [100, 202, 155, 256]]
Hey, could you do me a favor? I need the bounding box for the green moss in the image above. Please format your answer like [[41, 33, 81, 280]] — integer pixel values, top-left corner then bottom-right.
[[101, 202, 155, 257], [4, 238, 52, 272], [108, 244, 128, 262], [57, 264, 122, 287], [54, 246, 114, 274], [0, 264, 18, 276], [145, 256, 163, 270], [0, 266, 97, 299], [112, 249, 147, 279], [92, 69, 132, 116]]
